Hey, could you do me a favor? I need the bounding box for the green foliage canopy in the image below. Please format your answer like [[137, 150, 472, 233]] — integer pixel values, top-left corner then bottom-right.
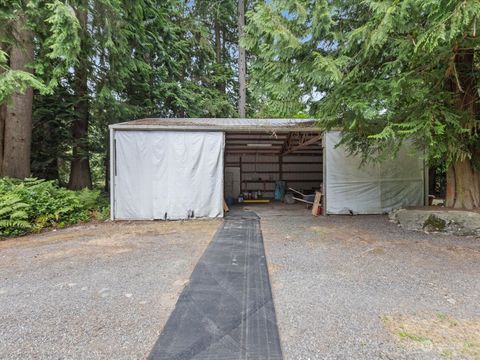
[[14, 0, 241, 185], [0, 0, 81, 102], [244, 0, 480, 166]]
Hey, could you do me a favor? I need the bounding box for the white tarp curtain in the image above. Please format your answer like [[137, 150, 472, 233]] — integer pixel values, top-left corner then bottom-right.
[[325, 131, 424, 214], [114, 131, 224, 220]]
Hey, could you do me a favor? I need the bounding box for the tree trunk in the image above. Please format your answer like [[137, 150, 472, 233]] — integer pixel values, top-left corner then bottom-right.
[[214, 17, 225, 93], [215, 17, 222, 65], [0, 43, 5, 169], [238, 0, 246, 117], [0, 102, 5, 169], [1, 15, 34, 179], [445, 48, 480, 209], [104, 140, 110, 192], [446, 158, 480, 209], [68, 5, 92, 189], [32, 119, 59, 180], [428, 167, 436, 196]]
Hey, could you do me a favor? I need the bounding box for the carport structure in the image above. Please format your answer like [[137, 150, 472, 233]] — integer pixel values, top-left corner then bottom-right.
[[109, 118, 426, 220], [224, 125, 324, 203]]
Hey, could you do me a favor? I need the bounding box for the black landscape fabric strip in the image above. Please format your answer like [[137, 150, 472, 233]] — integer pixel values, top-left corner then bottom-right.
[[148, 211, 283, 360]]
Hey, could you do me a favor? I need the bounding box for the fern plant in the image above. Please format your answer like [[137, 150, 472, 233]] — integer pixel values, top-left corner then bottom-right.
[[0, 177, 108, 237], [0, 195, 31, 236]]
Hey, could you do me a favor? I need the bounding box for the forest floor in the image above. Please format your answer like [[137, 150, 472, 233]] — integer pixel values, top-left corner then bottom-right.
[[1, 205, 479, 359]]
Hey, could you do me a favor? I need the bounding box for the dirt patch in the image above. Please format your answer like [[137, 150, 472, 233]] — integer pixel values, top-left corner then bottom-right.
[[382, 313, 480, 359], [308, 225, 378, 245], [362, 246, 386, 255], [172, 279, 189, 288], [309, 225, 336, 237], [268, 262, 283, 274], [0, 219, 222, 272], [41, 245, 134, 259], [0, 220, 219, 248]]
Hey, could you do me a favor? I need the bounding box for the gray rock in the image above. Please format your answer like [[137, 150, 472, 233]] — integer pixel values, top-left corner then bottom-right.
[[390, 208, 480, 236]]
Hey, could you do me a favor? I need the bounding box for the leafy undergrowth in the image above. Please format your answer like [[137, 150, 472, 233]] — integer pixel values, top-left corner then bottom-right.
[[0, 177, 109, 237], [382, 313, 480, 359]]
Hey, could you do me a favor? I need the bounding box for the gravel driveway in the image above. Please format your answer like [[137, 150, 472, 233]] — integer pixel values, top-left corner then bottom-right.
[[0, 220, 220, 359], [2, 206, 480, 360], [253, 204, 480, 360]]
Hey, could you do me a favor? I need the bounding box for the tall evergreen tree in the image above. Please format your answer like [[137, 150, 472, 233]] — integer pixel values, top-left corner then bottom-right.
[[238, 0, 246, 117], [31, 0, 239, 188], [68, 0, 90, 189], [1, 12, 34, 178], [245, 0, 480, 209], [0, 0, 79, 179], [1, 0, 245, 187], [193, 0, 237, 99]]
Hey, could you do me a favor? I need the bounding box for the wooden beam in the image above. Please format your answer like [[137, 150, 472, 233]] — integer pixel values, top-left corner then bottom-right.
[[280, 132, 294, 154], [242, 170, 322, 174], [282, 134, 323, 155], [226, 140, 285, 144], [226, 149, 282, 153], [226, 161, 323, 165], [224, 131, 290, 136], [226, 145, 283, 149], [242, 179, 322, 183], [225, 151, 279, 155], [240, 155, 243, 193], [226, 134, 288, 138]]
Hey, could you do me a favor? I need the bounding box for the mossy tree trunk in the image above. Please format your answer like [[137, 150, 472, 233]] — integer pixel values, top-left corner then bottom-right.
[[446, 158, 480, 209], [445, 48, 480, 209]]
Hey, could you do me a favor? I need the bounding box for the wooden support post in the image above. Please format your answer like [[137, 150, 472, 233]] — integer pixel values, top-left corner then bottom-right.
[[239, 155, 243, 194], [279, 155, 283, 182]]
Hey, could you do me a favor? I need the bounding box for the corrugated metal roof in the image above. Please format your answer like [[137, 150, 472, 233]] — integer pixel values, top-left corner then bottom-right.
[[110, 118, 319, 132]]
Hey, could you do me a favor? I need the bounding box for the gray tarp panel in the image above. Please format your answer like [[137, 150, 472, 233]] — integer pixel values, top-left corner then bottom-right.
[[114, 131, 224, 220], [325, 131, 424, 214]]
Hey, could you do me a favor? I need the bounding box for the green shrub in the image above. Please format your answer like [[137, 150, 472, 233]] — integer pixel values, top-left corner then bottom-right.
[[0, 195, 31, 236], [0, 177, 110, 237]]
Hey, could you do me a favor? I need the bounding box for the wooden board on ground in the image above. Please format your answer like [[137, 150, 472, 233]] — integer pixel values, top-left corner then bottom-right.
[[312, 191, 322, 216]]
